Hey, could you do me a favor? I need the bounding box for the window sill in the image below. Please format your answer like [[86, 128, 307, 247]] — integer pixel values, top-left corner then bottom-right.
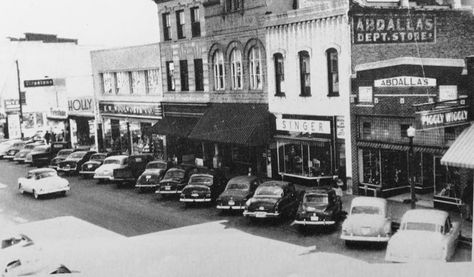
[[327, 93, 339, 97], [299, 94, 312, 97], [274, 93, 286, 97], [355, 103, 374, 107]]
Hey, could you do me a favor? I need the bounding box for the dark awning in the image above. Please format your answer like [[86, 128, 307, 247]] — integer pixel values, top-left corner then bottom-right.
[[441, 124, 474, 168], [188, 104, 271, 146], [357, 141, 446, 155], [150, 116, 199, 137]]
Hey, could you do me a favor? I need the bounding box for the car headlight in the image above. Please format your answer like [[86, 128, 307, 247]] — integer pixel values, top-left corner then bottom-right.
[[245, 199, 252, 207]]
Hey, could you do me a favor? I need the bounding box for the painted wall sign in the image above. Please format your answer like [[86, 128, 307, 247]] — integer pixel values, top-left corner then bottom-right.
[[417, 107, 469, 129], [99, 102, 162, 119], [24, 79, 54, 87], [352, 13, 435, 44], [276, 118, 331, 134], [68, 97, 94, 115], [374, 76, 436, 87]]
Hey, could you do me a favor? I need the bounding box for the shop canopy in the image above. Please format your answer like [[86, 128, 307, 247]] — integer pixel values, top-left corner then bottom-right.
[[188, 103, 271, 146], [441, 123, 474, 169], [150, 116, 199, 137]]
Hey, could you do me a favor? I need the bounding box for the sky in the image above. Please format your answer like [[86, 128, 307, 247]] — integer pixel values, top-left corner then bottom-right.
[[0, 0, 160, 48]]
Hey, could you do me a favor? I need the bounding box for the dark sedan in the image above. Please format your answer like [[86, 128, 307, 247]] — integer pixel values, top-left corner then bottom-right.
[[216, 175, 261, 211], [135, 160, 169, 192], [57, 151, 95, 175], [180, 170, 227, 204], [48, 149, 74, 169], [79, 153, 108, 178], [292, 188, 343, 229], [243, 181, 298, 220], [155, 164, 197, 197]]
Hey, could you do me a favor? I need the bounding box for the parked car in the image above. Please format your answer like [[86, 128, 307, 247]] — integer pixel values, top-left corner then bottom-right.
[[47, 149, 74, 169], [243, 181, 299, 220], [111, 154, 154, 185], [12, 142, 44, 163], [1, 234, 34, 250], [180, 169, 227, 204], [17, 168, 70, 199], [155, 164, 198, 197], [216, 175, 261, 211], [293, 188, 343, 229], [3, 259, 77, 277], [0, 140, 22, 158], [385, 209, 460, 262], [31, 141, 71, 168], [341, 197, 392, 245], [79, 153, 108, 178], [57, 150, 96, 175], [135, 160, 170, 192], [94, 155, 129, 183], [24, 145, 51, 165], [3, 141, 26, 160]]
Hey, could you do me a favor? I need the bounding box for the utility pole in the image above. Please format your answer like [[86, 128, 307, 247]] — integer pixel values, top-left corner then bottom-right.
[[15, 60, 24, 139]]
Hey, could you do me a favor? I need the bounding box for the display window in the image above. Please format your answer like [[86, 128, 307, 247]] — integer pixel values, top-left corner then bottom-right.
[[435, 157, 462, 200], [277, 140, 332, 177]]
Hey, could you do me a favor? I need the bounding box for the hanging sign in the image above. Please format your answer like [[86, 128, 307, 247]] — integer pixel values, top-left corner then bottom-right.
[[417, 106, 469, 130], [24, 79, 54, 87]]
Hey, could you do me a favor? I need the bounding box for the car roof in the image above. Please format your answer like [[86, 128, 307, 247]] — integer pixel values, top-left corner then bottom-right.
[[105, 155, 128, 160], [351, 196, 387, 208], [228, 175, 258, 183], [28, 168, 56, 174], [148, 160, 167, 164], [190, 173, 213, 178], [305, 188, 333, 195], [401, 209, 449, 225], [260, 180, 291, 188]]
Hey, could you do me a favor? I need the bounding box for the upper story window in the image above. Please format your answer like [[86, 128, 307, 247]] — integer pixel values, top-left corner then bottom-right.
[[116, 72, 131, 95], [180, 60, 189, 91], [400, 124, 410, 138], [194, 59, 204, 91], [230, 49, 242, 90], [225, 0, 242, 12], [176, 10, 185, 39], [166, 61, 175, 91], [299, 51, 311, 97], [131, 71, 146, 95], [146, 69, 160, 95], [191, 7, 201, 37], [249, 46, 262, 90], [213, 51, 225, 90], [102, 72, 116, 95], [362, 122, 371, 139], [273, 53, 285, 96], [326, 48, 339, 97], [163, 13, 171, 41]]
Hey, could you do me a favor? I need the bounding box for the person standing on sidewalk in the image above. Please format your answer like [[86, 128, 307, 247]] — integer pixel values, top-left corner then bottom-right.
[[462, 184, 473, 222]]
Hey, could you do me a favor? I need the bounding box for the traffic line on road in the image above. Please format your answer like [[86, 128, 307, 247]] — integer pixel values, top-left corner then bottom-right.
[[12, 216, 29, 224]]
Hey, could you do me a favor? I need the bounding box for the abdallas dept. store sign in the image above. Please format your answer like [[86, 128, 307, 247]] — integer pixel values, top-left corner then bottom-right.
[[374, 76, 436, 87]]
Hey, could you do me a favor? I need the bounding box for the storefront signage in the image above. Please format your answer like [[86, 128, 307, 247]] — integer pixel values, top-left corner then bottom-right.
[[276, 118, 331, 135], [99, 102, 162, 119], [336, 117, 345, 139], [48, 109, 68, 120], [4, 99, 20, 112], [24, 79, 54, 87], [352, 14, 435, 44], [374, 76, 436, 87], [68, 97, 94, 115], [417, 107, 469, 129]]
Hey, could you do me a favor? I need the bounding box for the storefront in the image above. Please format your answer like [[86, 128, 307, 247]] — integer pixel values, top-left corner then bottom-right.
[[99, 101, 162, 155], [68, 97, 96, 148], [274, 114, 345, 187], [46, 108, 69, 142]]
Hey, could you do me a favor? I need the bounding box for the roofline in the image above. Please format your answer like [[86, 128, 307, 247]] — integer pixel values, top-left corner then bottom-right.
[[90, 42, 160, 54], [355, 57, 465, 72]]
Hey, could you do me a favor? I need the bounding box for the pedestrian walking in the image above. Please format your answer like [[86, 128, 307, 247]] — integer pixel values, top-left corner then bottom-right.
[[44, 131, 51, 144], [462, 184, 473, 222]]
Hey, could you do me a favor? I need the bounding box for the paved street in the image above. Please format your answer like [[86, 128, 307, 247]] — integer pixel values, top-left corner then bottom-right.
[[0, 159, 470, 263]]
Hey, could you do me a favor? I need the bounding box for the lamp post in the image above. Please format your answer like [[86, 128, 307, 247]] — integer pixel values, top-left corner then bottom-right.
[[407, 126, 416, 209]]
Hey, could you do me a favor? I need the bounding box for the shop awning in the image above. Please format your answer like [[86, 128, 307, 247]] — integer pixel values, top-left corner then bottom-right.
[[441, 124, 474, 168], [357, 141, 446, 155], [150, 116, 199, 137], [188, 104, 271, 146]]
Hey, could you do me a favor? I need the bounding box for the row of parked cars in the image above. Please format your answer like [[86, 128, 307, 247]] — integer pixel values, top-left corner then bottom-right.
[[0, 138, 462, 263]]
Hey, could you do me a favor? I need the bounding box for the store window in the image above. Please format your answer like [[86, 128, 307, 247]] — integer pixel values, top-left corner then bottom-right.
[[435, 157, 462, 199], [194, 59, 204, 91], [362, 148, 381, 185], [230, 49, 242, 90], [249, 46, 262, 90], [163, 13, 171, 41], [362, 122, 371, 139], [380, 150, 408, 190], [299, 51, 311, 96], [176, 10, 185, 39], [213, 51, 225, 90], [180, 60, 189, 91], [326, 48, 339, 97], [277, 140, 332, 177], [166, 61, 175, 91], [191, 7, 201, 37], [274, 53, 285, 96]]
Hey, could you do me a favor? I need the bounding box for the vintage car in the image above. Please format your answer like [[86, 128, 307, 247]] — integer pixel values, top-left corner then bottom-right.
[[180, 169, 227, 204], [57, 150, 96, 175], [341, 197, 392, 245], [216, 175, 261, 211], [12, 142, 45, 163], [47, 149, 74, 169], [293, 188, 343, 228], [1, 234, 34, 250], [385, 209, 460, 262], [3, 259, 77, 277], [111, 154, 154, 185], [79, 152, 108, 178], [155, 164, 198, 196], [243, 181, 299, 220], [3, 141, 26, 160], [0, 140, 23, 158], [94, 155, 129, 183], [24, 145, 50, 164], [135, 160, 170, 192], [31, 141, 72, 168], [17, 168, 70, 199]]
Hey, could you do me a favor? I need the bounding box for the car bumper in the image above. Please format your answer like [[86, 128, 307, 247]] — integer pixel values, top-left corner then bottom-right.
[[156, 190, 182, 194], [292, 219, 336, 226], [5, 155, 16, 159], [94, 175, 113, 180], [38, 187, 70, 195], [79, 171, 95, 175], [136, 184, 158, 188], [180, 198, 212, 203], [340, 234, 390, 242], [58, 167, 77, 172], [243, 211, 280, 218], [216, 205, 245, 210]]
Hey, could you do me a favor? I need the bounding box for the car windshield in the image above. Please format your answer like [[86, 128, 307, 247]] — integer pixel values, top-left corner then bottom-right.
[[13, 143, 24, 147], [164, 170, 185, 179], [402, 222, 440, 232], [24, 144, 36, 150], [255, 186, 283, 197], [104, 159, 121, 165], [304, 194, 328, 204], [91, 154, 106, 160], [147, 162, 167, 169], [58, 150, 73, 156], [38, 171, 57, 178], [351, 206, 381, 215], [189, 176, 213, 185], [226, 183, 249, 190], [69, 152, 85, 159]]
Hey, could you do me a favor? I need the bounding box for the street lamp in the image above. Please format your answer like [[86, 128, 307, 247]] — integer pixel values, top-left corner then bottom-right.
[[407, 126, 416, 209]]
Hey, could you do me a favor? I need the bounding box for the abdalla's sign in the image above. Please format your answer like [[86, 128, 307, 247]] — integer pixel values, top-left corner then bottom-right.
[[374, 76, 436, 88]]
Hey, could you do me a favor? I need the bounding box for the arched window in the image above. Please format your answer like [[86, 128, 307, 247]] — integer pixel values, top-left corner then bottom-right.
[[213, 51, 225, 90], [299, 51, 311, 96], [230, 49, 242, 90], [326, 48, 339, 96], [273, 53, 285, 96], [249, 47, 262, 90]]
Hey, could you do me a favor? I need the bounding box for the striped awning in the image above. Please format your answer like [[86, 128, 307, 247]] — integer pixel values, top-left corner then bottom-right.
[[441, 124, 474, 168], [357, 141, 446, 155]]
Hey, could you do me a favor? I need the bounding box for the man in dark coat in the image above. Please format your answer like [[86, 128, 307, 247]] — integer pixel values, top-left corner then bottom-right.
[[44, 131, 51, 144], [462, 184, 473, 222]]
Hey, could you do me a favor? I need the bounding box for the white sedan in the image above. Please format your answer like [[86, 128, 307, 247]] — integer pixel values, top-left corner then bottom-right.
[[93, 155, 129, 182], [17, 169, 70, 199], [385, 209, 460, 262]]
